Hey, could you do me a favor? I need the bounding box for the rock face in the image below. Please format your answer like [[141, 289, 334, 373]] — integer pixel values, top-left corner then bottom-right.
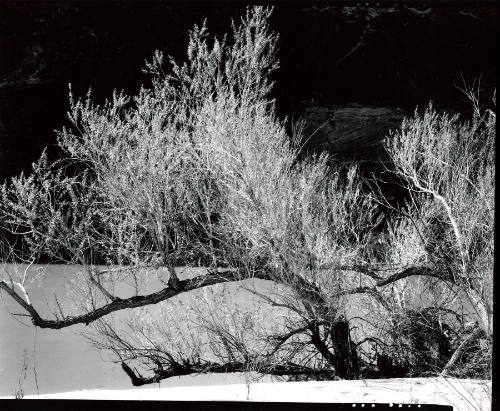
[[0, 4, 496, 180], [302, 104, 406, 161]]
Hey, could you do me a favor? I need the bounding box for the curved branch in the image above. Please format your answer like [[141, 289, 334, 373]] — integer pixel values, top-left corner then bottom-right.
[[331, 265, 453, 312], [0, 269, 271, 329], [375, 265, 448, 286]]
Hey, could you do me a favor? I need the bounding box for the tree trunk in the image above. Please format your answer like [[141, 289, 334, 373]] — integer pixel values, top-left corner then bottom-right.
[[329, 318, 360, 379]]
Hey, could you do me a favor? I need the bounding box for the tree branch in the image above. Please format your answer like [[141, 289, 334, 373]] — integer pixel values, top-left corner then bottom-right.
[[0, 261, 453, 331], [121, 359, 331, 387], [375, 265, 448, 286], [0, 269, 271, 329], [409, 175, 467, 272], [337, 263, 450, 286], [309, 323, 338, 370], [266, 321, 330, 357], [0, 281, 40, 320]]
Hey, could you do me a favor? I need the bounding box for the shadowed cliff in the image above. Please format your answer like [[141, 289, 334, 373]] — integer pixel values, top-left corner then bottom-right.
[[0, 2, 497, 181]]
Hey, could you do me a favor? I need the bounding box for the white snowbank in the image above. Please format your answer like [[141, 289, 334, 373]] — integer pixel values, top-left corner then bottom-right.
[[6, 378, 491, 411]]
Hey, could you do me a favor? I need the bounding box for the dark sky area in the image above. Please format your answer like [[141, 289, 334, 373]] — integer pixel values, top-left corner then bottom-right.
[[0, 1, 497, 181]]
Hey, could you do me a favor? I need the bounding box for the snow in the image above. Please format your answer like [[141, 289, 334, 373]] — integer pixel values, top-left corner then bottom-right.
[[3, 378, 491, 411]]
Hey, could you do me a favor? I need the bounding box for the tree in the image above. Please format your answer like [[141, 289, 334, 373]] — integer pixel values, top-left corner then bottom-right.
[[0, 6, 493, 385]]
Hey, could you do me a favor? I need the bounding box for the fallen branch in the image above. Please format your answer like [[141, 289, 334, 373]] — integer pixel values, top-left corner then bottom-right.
[[121, 359, 333, 386]]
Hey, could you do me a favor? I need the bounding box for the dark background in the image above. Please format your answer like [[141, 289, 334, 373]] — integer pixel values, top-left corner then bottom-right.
[[0, 1, 497, 182]]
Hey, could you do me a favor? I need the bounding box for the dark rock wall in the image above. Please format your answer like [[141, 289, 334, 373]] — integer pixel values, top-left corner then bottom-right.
[[0, 2, 497, 181], [302, 104, 405, 158]]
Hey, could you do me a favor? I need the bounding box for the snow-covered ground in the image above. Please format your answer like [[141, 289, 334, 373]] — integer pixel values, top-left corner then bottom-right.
[[3, 378, 491, 411]]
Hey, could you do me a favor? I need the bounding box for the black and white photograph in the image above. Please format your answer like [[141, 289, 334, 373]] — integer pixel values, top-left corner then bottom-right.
[[0, 1, 495, 409]]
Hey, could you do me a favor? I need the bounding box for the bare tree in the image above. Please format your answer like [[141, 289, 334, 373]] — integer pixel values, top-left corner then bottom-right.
[[0, 6, 493, 385], [377, 86, 495, 376]]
